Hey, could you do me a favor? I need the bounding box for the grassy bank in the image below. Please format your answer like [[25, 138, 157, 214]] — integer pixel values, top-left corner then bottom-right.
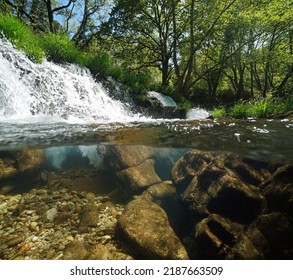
[[0, 14, 156, 99], [211, 96, 293, 119]]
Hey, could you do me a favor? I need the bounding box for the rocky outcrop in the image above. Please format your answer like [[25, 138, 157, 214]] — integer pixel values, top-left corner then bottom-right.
[[172, 150, 265, 223], [103, 145, 162, 199], [116, 196, 189, 260], [0, 149, 45, 193], [171, 149, 293, 259]]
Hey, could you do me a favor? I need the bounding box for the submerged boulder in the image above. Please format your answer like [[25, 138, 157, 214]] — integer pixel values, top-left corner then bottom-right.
[[0, 149, 44, 180], [171, 149, 293, 259], [103, 145, 154, 171], [103, 145, 162, 198], [261, 165, 293, 216], [0, 149, 45, 193], [116, 197, 189, 260], [172, 150, 265, 223]]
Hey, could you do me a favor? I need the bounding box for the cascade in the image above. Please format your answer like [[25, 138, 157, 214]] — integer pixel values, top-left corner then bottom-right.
[[0, 38, 144, 123]]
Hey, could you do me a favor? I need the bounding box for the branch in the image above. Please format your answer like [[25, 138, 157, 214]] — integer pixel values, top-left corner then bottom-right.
[[52, 0, 74, 13], [4, 0, 35, 23]]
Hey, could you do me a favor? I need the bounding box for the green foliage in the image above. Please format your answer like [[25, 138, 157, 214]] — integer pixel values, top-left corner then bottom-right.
[[40, 33, 83, 64], [213, 96, 293, 119], [229, 101, 249, 119], [270, 96, 293, 115], [85, 51, 113, 78], [119, 72, 152, 95], [249, 98, 271, 118], [0, 14, 44, 62], [211, 107, 226, 119]]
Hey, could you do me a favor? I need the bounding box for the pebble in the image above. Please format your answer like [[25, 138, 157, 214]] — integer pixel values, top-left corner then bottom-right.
[[5, 236, 24, 248], [29, 222, 38, 231], [45, 208, 58, 222], [0, 202, 8, 213], [0, 171, 129, 260], [32, 236, 38, 242]]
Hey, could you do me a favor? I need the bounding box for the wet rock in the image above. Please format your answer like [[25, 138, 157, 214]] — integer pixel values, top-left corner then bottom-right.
[[115, 159, 161, 196], [255, 212, 293, 258], [16, 149, 45, 175], [4, 236, 24, 248], [103, 145, 154, 171], [194, 214, 242, 259], [45, 208, 58, 222], [87, 244, 112, 260], [0, 149, 44, 191], [29, 222, 38, 231], [78, 204, 100, 233], [227, 235, 264, 260], [207, 175, 265, 224], [172, 150, 215, 188], [172, 150, 265, 223], [116, 197, 189, 260], [261, 165, 293, 216], [63, 240, 89, 260], [142, 181, 176, 214]]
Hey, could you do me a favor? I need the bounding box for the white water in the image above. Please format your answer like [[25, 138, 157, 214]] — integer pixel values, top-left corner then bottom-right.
[[186, 108, 210, 120], [0, 38, 145, 123]]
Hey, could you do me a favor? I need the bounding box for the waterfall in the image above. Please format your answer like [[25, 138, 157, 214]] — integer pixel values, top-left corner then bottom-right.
[[0, 38, 144, 123]]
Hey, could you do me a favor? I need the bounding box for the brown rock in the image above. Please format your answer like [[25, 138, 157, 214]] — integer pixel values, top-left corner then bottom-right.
[[256, 212, 293, 258], [78, 204, 100, 233], [87, 244, 112, 260], [115, 159, 161, 196], [63, 240, 88, 260], [142, 181, 176, 206], [171, 150, 215, 187], [173, 150, 265, 223], [0, 149, 44, 180], [103, 145, 154, 171], [194, 214, 242, 259], [227, 235, 264, 260], [261, 165, 293, 215], [116, 197, 189, 260]]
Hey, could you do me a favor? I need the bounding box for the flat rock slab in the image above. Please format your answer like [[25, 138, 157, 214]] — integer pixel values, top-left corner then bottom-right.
[[116, 197, 188, 260]]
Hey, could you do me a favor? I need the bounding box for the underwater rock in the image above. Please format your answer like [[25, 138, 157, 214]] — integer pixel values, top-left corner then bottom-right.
[[171, 150, 216, 188], [142, 181, 176, 207], [103, 145, 154, 171], [194, 214, 242, 259], [116, 196, 189, 260], [254, 212, 293, 258], [261, 165, 293, 216], [0, 149, 44, 181], [63, 240, 89, 260], [227, 235, 264, 260], [115, 159, 162, 197], [87, 244, 112, 260], [78, 203, 100, 233], [173, 151, 265, 223], [171, 149, 293, 259]]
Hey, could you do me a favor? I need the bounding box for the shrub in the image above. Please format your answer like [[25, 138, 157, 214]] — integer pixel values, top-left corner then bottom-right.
[[85, 51, 113, 78], [249, 98, 271, 118], [41, 33, 83, 64], [0, 14, 44, 62], [229, 101, 249, 119], [211, 107, 226, 119]]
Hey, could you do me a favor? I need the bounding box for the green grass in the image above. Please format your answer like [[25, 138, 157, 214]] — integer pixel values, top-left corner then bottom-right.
[[212, 96, 293, 119], [40, 33, 84, 64], [211, 107, 226, 119], [0, 14, 44, 62], [229, 101, 249, 119]]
